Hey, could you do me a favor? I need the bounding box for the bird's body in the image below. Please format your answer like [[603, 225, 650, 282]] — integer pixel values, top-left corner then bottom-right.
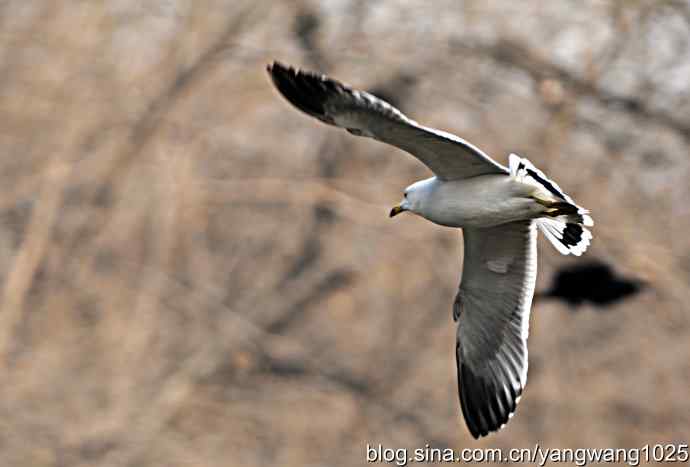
[[267, 62, 593, 439], [405, 175, 545, 228]]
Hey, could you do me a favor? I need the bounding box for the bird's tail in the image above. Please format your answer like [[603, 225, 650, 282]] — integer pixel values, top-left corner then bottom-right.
[[509, 154, 593, 256]]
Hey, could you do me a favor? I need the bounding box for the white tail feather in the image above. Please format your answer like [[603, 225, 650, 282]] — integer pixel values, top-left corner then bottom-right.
[[537, 217, 592, 256], [509, 153, 593, 256]]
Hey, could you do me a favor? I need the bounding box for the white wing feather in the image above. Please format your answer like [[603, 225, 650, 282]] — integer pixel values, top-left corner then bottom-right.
[[454, 220, 537, 438], [268, 62, 508, 180]]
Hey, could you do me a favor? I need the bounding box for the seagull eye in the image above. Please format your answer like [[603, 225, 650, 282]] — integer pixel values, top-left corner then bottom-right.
[[404, 193, 408, 198]]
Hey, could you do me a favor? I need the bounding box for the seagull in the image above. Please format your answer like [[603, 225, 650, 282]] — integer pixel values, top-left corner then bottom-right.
[[267, 62, 593, 439]]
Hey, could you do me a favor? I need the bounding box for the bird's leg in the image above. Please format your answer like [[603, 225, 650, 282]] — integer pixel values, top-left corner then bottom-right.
[[532, 195, 578, 217]]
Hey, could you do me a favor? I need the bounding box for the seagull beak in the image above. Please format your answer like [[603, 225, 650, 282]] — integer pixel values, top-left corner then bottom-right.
[[389, 204, 406, 218]]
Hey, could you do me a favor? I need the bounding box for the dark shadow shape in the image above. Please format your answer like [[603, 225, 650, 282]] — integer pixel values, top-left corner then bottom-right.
[[367, 73, 417, 112], [538, 260, 645, 308], [293, 10, 326, 69]]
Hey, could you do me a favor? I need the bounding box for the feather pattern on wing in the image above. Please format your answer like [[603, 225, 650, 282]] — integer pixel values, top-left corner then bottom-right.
[[267, 62, 508, 180], [454, 220, 537, 438]]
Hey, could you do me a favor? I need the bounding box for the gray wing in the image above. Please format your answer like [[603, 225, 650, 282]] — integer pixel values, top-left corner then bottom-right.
[[267, 62, 508, 180], [453, 220, 537, 438]]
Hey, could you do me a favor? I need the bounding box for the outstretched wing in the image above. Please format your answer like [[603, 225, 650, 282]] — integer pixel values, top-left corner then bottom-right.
[[267, 62, 508, 181], [453, 221, 537, 438]]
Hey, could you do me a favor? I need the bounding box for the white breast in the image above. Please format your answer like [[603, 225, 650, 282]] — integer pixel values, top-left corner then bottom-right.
[[418, 175, 539, 228]]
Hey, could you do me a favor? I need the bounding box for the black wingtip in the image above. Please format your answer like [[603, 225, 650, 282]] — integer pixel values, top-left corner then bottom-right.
[[267, 61, 346, 125], [266, 60, 290, 78], [266, 61, 296, 91], [457, 357, 522, 439]]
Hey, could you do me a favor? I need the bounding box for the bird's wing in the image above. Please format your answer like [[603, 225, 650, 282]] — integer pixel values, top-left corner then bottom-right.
[[453, 220, 537, 438], [268, 62, 508, 180]]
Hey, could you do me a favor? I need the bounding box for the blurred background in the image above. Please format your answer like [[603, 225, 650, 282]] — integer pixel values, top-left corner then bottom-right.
[[1, 1, 689, 466]]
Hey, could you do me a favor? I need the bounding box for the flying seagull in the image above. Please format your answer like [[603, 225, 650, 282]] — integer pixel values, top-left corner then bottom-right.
[[267, 62, 593, 439]]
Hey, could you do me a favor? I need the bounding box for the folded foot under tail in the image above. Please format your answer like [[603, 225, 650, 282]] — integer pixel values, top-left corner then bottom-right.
[[509, 153, 593, 256]]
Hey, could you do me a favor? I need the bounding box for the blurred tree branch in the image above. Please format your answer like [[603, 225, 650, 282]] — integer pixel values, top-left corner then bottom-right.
[[453, 38, 690, 141]]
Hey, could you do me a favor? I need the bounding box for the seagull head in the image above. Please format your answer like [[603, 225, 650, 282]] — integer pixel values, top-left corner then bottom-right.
[[389, 178, 433, 218]]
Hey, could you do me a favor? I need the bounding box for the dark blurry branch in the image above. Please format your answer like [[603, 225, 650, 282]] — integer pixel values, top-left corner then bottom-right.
[[591, 4, 635, 81], [214, 177, 401, 215], [250, 323, 442, 444], [257, 348, 370, 395], [268, 268, 355, 334], [277, 139, 344, 290], [70, 2, 267, 281], [277, 201, 339, 289], [105, 263, 436, 463], [453, 39, 690, 142], [294, 7, 328, 69], [0, 160, 69, 368], [256, 348, 441, 442], [88, 2, 264, 205], [367, 72, 418, 112]]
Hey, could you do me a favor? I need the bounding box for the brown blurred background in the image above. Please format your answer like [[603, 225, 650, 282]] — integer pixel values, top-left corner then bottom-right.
[[1, 1, 689, 466]]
